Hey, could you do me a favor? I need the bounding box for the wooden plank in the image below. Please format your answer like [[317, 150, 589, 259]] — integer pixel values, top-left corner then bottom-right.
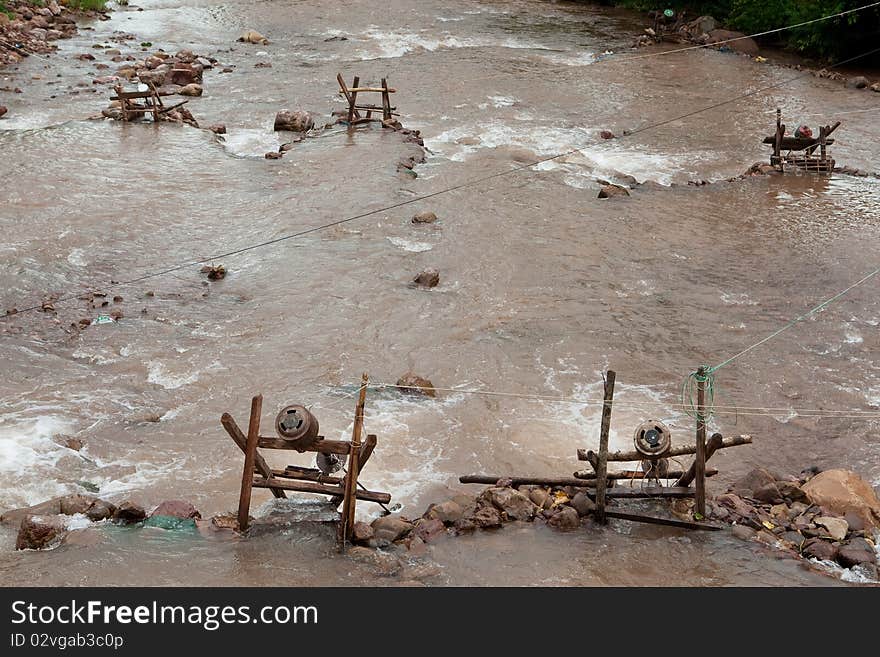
[[675, 433, 723, 488], [578, 434, 752, 463], [237, 395, 262, 532], [252, 478, 391, 504], [381, 78, 391, 122], [156, 100, 189, 116], [595, 370, 616, 524], [461, 470, 718, 487], [257, 436, 352, 454], [273, 468, 343, 484], [605, 510, 722, 530], [221, 412, 285, 499], [695, 367, 707, 517]]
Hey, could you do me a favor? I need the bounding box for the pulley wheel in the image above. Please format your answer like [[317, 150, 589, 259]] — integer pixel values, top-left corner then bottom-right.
[[274, 404, 320, 450], [633, 419, 672, 458]]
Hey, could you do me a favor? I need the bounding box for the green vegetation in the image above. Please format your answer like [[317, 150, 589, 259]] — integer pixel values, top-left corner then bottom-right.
[[64, 0, 107, 10], [598, 1, 880, 62], [0, 2, 13, 19]]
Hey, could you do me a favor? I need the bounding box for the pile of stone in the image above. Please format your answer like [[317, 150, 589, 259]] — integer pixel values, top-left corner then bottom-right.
[[712, 467, 880, 579], [633, 15, 759, 57], [350, 479, 596, 554], [1, 493, 202, 550], [0, 0, 97, 68]]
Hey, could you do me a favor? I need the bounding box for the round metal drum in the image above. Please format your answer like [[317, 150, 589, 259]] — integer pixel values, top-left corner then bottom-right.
[[633, 419, 672, 458], [274, 405, 320, 450]]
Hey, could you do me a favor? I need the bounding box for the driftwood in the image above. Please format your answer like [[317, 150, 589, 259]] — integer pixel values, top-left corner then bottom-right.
[[577, 434, 752, 464]]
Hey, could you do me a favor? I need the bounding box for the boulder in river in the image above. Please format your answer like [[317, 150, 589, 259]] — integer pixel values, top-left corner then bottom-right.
[[371, 515, 413, 542], [16, 515, 66, 550], [412, 211, 438, 224], [705, 29, 759, 55], [112, 500, 146, 524], [151, 500, 201, 520], [548, 506, 580, 530], [85, 499, 117, 522], [274, 109, 314, 132], [178, 83, 203, 97], [598, 130, 615, 140], [169, 63, 202, 86], [598, 183, 629, 199], [59, 494, 99, 516], [412, 269, 440, 288], [0, 106, 8, 119], [396, 372, 436, 397], [208, 123, 227, 135], [836, 537, 876, 568], [478, 487, 538, 521], [846, 76, 869, 89], [802, 537, 838, 562], [351, 521, 374, 546], [238, 30, 270, 45], [424, 500, 463, 525], [800, 469, 880, 529]]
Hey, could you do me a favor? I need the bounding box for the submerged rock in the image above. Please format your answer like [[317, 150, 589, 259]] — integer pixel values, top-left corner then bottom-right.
[[0, 106, 7, 119], [548, 506, 580, 530], [395, 372, 436, 397], [598, 183, 629, 199], [412, 211, 438, 224], [846, 76, 869, 89], [371, 515, 413, 542], [238, 30, 269, 45], [151, 500, 201, 520], [112, 500, 146, 524], [178, 83, 203, 97], [412, 269, 440, 288]]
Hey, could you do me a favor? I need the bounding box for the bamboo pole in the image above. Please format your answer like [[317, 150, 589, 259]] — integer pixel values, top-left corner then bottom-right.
[[595, 370, 616, 524], [237, 395, 262, 532]]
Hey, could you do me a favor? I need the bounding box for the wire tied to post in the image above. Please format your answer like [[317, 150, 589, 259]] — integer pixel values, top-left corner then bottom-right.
[[681, 366, 717, 422]]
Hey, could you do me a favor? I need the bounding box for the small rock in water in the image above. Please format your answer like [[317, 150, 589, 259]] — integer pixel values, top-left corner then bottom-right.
[[837, 537, 876, 568], [254, 61, 272, 68], [412, 211, 438, 224], [598, 183, 629, 199], [265, 151, 283, 159], [413, 269, 440, 288], [200, 264, 226, 280], [0, 106, 7, 119], [395, 372, 436, 397], [846, 76, 869, 89], [178, 83, 203, 97], [599, 130, 615, 139], [371, 515, 413, 542], [53, 434, 84, 451], [351, 521, 374, 546], [238, 30, 270, 45], [571, 491, 596, 516]]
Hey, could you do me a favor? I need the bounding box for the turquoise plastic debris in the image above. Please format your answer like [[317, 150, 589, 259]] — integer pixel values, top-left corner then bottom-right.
[[664, 9, 675, 18], [143, 515, 197, 531], [91, 315, 114, 325]]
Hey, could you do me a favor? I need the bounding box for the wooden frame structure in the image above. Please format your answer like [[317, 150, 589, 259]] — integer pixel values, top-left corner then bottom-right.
[[764, 108, 840, 173], [221, 373, 391, 547], [336, 73, 399, 126], [111, 82, 189, 123], [460, 369, 753, 531]]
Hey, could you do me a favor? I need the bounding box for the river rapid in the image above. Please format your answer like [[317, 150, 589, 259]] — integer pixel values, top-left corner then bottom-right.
[[1, 0, 879, 586]]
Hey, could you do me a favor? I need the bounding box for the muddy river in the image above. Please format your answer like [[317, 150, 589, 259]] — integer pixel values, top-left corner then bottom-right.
[[1, 0, 879, 586]]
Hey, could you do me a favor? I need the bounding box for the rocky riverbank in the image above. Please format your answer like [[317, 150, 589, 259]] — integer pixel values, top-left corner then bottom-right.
[[4, 464, 877, 584]]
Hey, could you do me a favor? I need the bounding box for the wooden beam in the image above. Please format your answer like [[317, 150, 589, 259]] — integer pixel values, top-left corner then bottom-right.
[[604, 486, 695, 499], [222, 412, 285, 499], [595, 370, 616, 524], [237, 395, 262, 532], [695, 367, 708, 517], [605, 510, 722, 530], [257, 436, 352, 454], [347, 75, 360, 124], [578, 434, 752, 463], [461, 470, 719, 487], [336, 73, 361, 120], [346, 86, 397, 93], [340, 373, 368, 545], [252, 478, 390, 504]]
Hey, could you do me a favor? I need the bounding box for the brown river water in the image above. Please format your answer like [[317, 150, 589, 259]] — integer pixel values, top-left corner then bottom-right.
[[2, 0, 880, 586]]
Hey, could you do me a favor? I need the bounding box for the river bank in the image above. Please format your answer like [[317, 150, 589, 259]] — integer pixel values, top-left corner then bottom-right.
[[2, 0, 880, 587]]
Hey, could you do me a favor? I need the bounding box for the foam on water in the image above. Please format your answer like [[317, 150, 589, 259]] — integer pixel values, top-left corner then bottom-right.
[[387, 236, 433, 252], [0, 415, 77, 507], [220, 129, 283, 158]]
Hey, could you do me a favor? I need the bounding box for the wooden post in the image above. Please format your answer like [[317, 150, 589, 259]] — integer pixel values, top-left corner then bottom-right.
[[339, 373, 368, 546], [381, 78, 391, 122], [336, 73, 361, 121], [595, 370, 616, 524], [694, 368, 707, 518], [347, 76, 360, 124], [237, 394, 263, 532]]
